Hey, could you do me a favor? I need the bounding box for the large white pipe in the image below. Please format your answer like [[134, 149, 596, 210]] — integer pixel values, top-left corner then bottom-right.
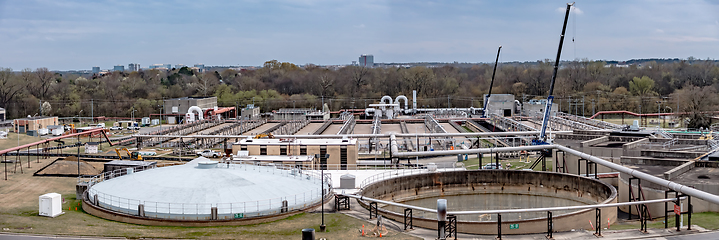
[[391, 145, 554, 158], [557, 145, 719, 206], [412, 90, 417, 112], [134, 131, 571, 139], [364, 108, 375, 116], [395, 95, 408, 111], [188, 106, 204, 120]]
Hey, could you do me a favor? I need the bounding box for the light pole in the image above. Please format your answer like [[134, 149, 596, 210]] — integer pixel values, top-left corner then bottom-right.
[[316, 153, 329, 232], [79, 110, 83, 127], [656, 100, 661, 127], [131, 107, 137, 123], [157, 105, 162, 129]]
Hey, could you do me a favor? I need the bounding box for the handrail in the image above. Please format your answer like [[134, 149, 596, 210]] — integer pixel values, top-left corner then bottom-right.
[[342, 193, 681, 216], [83, 162, 332, 220]]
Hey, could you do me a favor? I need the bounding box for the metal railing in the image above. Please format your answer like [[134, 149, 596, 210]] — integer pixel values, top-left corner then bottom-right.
[[556, 112, 623, 130], [358, 165, 463, 190], [82, 162, 331, 221], [337, 113, 355, 135]]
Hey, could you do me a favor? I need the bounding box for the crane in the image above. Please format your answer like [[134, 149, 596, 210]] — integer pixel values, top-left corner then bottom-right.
[[534, 2, 574, 145], [482, 46, 502, 118]]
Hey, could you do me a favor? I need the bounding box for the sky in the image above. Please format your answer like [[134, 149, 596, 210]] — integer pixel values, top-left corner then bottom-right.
[[0, 0, 717, 70]]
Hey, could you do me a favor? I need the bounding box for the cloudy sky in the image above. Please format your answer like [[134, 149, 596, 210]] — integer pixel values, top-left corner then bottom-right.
[[0, 0, 717, 70]]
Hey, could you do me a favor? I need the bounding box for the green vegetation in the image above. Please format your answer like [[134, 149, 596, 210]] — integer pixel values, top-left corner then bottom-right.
[[3, 59, 719, 127], [610, 212, 719, 231]]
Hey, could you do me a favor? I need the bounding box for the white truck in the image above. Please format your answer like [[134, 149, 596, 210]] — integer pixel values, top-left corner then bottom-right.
[[196, 150, 221, 158]]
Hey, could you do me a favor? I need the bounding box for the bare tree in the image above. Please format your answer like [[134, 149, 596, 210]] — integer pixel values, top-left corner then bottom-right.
[[0, 68, 22, 108], [34, 67, 55, 100]]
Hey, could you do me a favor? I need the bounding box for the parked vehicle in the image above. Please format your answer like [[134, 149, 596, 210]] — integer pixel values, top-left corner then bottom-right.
[[197, 150, 221, 158], [482, 163, 502, 169]]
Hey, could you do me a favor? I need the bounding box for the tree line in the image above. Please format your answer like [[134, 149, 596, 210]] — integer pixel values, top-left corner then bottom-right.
[[1, 58, 718, 127]]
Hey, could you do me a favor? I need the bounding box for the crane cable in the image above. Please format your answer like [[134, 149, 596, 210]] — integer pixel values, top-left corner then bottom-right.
[[572, 4, 577, 60]]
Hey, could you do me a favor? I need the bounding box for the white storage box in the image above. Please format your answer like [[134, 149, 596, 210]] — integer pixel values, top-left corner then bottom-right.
[[39, 193, 63, 217]]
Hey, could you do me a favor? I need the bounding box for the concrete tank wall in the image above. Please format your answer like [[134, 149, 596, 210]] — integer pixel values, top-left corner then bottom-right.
[[358, 170, 617, 234]]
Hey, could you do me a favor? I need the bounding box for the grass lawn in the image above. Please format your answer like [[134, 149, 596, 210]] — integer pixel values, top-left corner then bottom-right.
[[609, 212, 719, 231]]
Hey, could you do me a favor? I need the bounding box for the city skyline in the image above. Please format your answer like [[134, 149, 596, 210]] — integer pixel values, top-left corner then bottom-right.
[[0, 0, 717, 70]]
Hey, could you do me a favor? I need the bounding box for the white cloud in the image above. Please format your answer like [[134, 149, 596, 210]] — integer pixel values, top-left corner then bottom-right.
[[655, 29, 664, 33]]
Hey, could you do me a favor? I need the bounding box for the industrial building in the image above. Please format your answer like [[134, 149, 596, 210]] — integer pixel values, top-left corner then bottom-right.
[[103, 160, 156, 173], [232, 138, 358, 169], [13, 116, 58, 133], [113, 65, 124, 72], [240, 105, 260, 120], [163, 97, 217, 123], [92, 66, 100, 74], [484, 94, 517, 117], [232, 154, 314, 168], [273, 108, 329, 121]]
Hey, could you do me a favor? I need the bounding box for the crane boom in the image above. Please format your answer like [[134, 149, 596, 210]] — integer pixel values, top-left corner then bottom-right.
[[482, 46, 502, 118], [537, 2, 574, 144]]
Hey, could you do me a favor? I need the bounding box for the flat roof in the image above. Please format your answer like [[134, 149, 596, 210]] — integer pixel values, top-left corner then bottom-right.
[[237, 138, 357, 146], [105, 160, 156, 166], [166, 96, 217, 101], [14, 116, 57, 121], [232, 155, 314, 162]]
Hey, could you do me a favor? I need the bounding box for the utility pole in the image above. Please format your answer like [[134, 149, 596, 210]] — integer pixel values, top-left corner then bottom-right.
[[592, 99, 596, 116], [91, 99, 94, 124]]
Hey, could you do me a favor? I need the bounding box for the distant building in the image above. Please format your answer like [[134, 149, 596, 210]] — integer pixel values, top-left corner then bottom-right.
[[128, 63, 140, 71], [149, 64, 171, 70], [351, 61, 357, 66], [113, 65, 125, 72], [92, 67, 100, 74], [359, 54, 374, 67], [174, 64, 186, 69], [194, 64, 205, 72], [13, 116, 58, 134]]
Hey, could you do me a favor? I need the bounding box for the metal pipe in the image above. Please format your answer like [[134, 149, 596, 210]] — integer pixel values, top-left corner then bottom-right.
[[133, 131, 572, 139], [557, 145, 719, 206], [392, 145, 555, 158], [342, 194, 680, 215]]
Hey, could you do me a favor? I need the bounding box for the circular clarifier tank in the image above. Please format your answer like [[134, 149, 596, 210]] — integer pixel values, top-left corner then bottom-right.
[[358, 170, 617, 234], [83, 159, 328, 225]]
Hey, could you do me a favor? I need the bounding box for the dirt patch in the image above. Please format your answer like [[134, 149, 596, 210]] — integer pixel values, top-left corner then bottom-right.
[[36, 157, 100, 176]]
